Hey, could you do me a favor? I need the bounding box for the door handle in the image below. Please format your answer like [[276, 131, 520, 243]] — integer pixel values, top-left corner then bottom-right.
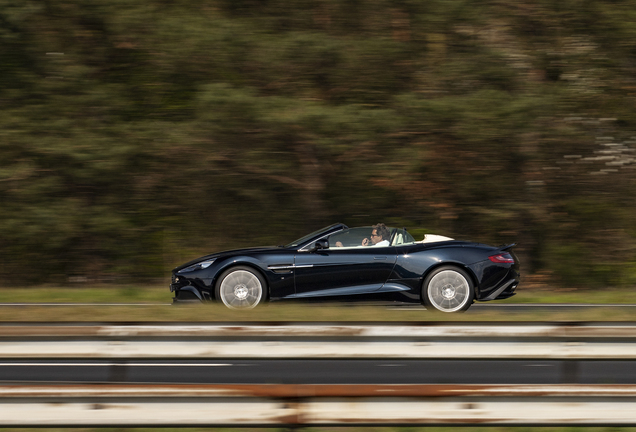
[[374, 256, 387, 260]]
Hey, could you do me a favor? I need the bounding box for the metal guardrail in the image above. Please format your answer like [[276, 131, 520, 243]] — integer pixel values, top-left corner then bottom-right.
[[2, 322, 636, 338], [1, 322, 636, 426], [1, 322, 636, 359], [1, 384, 636, 426]]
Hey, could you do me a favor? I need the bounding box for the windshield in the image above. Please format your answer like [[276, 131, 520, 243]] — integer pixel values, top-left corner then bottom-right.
[[284, 223, 346, 248]]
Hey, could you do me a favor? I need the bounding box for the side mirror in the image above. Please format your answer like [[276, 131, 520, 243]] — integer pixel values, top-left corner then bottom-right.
[[309, 239, 329, 252]]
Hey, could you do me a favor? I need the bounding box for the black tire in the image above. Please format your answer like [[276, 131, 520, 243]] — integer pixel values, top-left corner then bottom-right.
[[214, 266, 266, 310], [422, 266, 474, 313]]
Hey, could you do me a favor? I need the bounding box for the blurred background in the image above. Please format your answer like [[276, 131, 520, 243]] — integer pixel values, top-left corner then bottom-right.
[[1, 0, 635, 289]]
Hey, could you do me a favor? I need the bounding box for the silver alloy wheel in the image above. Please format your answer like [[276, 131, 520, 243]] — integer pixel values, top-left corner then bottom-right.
[[219, 269, 263, 310], [427, 269, 471, 312]]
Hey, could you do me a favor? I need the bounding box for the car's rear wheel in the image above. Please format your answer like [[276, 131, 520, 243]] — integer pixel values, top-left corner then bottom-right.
[[423, 266, 474, 313], [215, 266, 266, 310]]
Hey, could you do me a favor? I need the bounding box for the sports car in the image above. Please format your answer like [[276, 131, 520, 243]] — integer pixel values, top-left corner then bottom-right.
[[170, 223, 519, 313]]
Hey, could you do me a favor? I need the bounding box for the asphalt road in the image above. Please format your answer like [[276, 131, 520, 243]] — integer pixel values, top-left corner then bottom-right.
[[2, 359, 635, 385]]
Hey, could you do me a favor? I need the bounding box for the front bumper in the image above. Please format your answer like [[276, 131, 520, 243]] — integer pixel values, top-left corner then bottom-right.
[[169, 274, 185, 292], [170, 274, 207, 302]]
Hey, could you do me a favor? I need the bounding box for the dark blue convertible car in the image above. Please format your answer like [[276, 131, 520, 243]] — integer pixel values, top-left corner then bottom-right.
[[170, 223, 519, 313]]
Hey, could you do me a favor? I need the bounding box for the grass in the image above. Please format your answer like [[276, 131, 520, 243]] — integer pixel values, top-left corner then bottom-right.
[[0, 285, 166, 303], [501, 286, 636, 304], [0, 284, 634, 322]]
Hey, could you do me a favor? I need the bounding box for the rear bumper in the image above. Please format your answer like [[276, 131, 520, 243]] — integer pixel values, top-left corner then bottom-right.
[[475, 266, 520, 302], [488, 278, 519, 300]]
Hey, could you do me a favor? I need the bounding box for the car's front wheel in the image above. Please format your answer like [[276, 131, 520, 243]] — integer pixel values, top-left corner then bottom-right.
[[423, 266, 474, 313], [215, 266, 266, 310]]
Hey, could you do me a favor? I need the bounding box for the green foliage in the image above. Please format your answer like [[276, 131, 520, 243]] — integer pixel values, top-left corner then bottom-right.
[[1, 0, 636, 287]]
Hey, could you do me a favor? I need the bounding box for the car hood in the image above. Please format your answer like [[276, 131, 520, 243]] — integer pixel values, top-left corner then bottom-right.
[[172, 246, 283, 272]]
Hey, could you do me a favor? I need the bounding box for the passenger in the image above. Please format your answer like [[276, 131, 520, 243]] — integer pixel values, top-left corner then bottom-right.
[[362, 223, 390, 247]]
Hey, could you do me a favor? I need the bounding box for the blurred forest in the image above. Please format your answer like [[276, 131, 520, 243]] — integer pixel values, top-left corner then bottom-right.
[[2, 0, 636, 288]]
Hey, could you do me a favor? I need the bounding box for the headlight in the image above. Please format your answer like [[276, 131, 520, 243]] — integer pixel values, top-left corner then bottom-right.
[[180, 259, 216, 273]]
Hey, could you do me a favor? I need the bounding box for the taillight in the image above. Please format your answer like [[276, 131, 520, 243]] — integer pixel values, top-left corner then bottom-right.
[[489, 253, 515, 264]]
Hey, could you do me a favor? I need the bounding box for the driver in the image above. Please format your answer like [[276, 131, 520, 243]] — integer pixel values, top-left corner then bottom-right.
[[362, 223, 390, 247]]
